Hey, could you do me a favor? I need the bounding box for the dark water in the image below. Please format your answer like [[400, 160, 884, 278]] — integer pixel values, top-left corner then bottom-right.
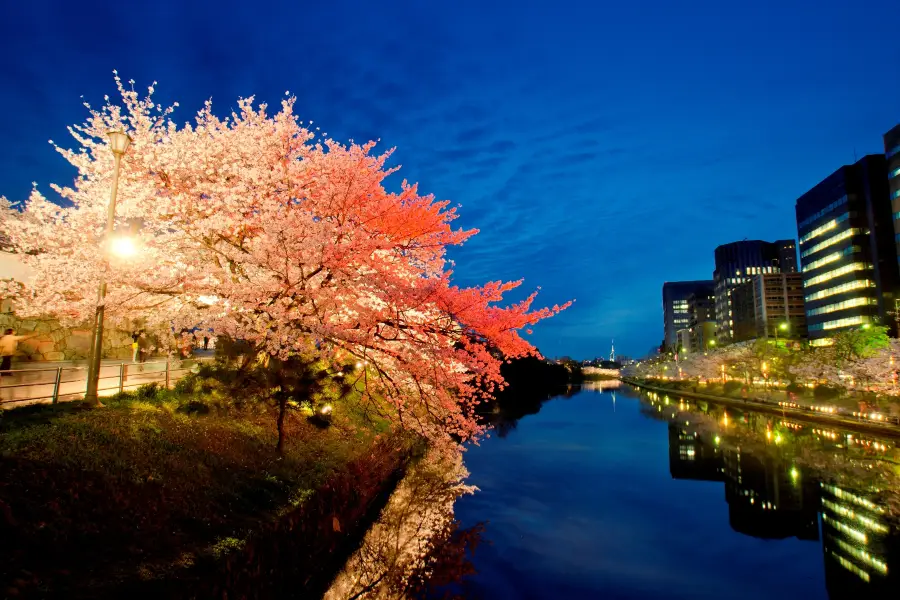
[[447, 384, 900, 600]]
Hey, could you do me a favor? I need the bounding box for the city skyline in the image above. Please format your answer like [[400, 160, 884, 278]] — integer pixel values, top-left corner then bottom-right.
[[2, 0, 900, 358]]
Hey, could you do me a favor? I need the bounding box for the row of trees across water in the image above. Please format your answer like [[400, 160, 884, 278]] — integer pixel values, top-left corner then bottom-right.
[[628, 326, 900, 394]]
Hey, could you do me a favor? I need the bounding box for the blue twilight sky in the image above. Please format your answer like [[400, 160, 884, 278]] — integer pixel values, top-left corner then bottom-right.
[[1, 0, 899, 359]]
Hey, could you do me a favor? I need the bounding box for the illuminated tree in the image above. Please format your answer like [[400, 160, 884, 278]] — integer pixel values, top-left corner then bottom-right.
[[1, 75, 569, 445]]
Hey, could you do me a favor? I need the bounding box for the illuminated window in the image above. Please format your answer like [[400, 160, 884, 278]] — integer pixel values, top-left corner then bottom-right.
[[893, 190, 900, 200], [804, 262, 870, 287], [890, 167, 900, 179], [805, 279, 875, 302], [797, 195, 848, 229], [803, 246, 860, 273], [800, 213, 851, 244], [809, 315, 871, 331], [810, 337, 834, 347], [807, 297, 877, 316], [800, 228, 861, 258]]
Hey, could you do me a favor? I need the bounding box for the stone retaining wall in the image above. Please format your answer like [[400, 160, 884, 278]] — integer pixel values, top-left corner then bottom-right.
[[0, 311, 139, 362]]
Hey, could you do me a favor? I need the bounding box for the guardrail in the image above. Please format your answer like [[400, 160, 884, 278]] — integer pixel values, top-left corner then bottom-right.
[[0, 357, 215, 407]]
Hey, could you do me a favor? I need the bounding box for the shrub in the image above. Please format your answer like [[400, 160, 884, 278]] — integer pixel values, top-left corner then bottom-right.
[[723, 381, 743, 395], [135, 382, 162, 401], [813, 385, 842, 399], [785, 382, 805, 394]]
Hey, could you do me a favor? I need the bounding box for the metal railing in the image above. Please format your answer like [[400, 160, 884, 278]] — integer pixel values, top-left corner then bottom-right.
[[0, 357, 215, 407]]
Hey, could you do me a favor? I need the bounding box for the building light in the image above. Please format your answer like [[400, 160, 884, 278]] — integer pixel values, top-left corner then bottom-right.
[[800, 228, 861, 258], [799, 212, 851, 244], [804, 262, 870, 287], [807, 297, 877, 316], [802, 246, 861, 273], [833, 538, 888, 575], [830, 551, 871, 583], [809, 315, 871, 331], [822, 514, 868, 544], [822, 484, 885, 513], [805, 279, 875, 302]]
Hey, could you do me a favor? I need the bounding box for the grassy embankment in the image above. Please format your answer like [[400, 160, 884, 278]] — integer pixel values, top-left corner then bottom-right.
[[0, 370, 413, 598]]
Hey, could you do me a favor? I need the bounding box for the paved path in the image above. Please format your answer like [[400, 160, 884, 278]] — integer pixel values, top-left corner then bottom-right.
[[0, 354, 213, 408]]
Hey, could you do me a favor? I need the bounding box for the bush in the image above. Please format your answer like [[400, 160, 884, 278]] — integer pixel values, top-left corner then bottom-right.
[[723, 381, 743, 394], [813, 385, 842, 399], [785, 382, 805, 394], [136, 381, 162, 401]]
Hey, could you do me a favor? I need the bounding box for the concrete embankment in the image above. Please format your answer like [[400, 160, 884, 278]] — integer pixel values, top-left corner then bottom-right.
[[622, 377, 900, 439]]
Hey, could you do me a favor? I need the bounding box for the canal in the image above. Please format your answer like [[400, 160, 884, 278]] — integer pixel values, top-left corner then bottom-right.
[[439, 382, 900, 599]]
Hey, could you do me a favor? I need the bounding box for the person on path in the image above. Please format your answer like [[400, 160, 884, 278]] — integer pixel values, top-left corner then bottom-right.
[[131, 331, 140, 363], [0, 329, 38, 376]]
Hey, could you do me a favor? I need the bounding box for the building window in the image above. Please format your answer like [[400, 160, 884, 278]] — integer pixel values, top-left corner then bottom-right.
[[807, 297, 877, 317], [890, 167, 900, 179], [802, 246, 861, 273], [893, 190, 900, 200], [804, 262, 870, 287], [889, 145, 900, 159], [809, 315, 871, 331], [805, 279, 875, 302], [797, 195, 848, 229], [799, 213, 851, 244], [801, 228, 860, 258]]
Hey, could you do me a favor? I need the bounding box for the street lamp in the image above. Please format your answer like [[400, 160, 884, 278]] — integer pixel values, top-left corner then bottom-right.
[[84, 130, 132, 405], [775, 321, 788, 346]]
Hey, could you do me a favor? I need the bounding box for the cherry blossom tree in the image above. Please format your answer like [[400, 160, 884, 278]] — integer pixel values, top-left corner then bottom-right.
[[1, 75, 569, 446]]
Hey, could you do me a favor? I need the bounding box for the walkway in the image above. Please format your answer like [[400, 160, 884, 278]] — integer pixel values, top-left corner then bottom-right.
[[0, 353, 214, 408]]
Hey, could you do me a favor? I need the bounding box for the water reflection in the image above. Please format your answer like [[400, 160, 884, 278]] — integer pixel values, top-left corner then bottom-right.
[[324, 451, 481, 599], [333, 386, 900, 599], [648, 391, 900, 598]]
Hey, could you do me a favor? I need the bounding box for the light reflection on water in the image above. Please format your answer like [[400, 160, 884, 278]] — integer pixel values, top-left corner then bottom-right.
[[444, 386, 900, 600]]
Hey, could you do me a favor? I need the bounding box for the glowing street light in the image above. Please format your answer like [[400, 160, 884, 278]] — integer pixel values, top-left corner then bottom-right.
[[84, 130, 132, 406], [110, 235, 137, 258]]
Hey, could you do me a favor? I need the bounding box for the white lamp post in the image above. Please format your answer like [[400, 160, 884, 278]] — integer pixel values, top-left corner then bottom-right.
[[84, 130, 132, 405]]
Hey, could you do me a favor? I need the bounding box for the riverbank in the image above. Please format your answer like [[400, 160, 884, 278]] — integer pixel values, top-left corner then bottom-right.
[[623, 377, 900, 439], [0, 378, 414, 598]]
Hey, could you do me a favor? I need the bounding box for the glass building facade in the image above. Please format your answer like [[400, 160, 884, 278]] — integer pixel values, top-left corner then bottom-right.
[[662, 280, 714, 352], [795, 155, 899, 344], [885, 124, 900, 267], [713, 240, 798, 343]]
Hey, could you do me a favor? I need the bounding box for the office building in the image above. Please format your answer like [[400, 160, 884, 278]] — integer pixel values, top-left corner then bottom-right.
[[676, 328, 691, 354], [662, 280, 714, 351], [730, 273, 808, 343], [796, 155, 900, 345], [713, 240, 798, 343], [885, 124, 900, 265], [687, 291, 716, 352]]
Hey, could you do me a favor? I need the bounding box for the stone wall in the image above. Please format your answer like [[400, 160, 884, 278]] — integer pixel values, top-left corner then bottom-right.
[[0, 311, 138, 362], [1, 251, 153, 362]]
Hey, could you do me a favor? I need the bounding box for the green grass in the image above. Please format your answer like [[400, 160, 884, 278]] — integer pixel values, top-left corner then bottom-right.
[[0, 380, 399, 597]]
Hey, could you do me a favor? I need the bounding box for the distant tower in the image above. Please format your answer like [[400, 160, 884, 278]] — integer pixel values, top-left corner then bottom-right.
[[609, 339, 615, 362]]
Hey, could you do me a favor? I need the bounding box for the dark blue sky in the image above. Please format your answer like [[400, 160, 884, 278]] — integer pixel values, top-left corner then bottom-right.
[[1, 0, 898, 359]]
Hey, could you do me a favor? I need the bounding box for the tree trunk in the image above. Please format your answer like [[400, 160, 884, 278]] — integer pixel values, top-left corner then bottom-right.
[[276, 394, 287, 454]]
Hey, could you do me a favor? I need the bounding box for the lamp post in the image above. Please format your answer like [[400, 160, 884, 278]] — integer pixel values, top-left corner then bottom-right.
[[84, 130, 132, 405], [775, 321, 788, 347]]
